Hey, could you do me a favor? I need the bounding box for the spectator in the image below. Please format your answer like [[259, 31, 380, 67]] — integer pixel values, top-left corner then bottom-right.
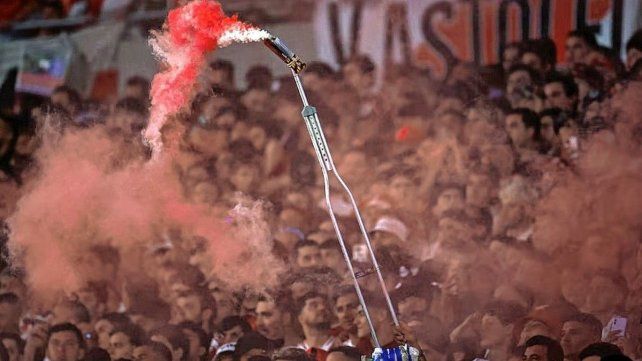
[[177, 322, 210, 361], [108, 324, 146, 360], [326, 346, 362, 361], [233, 332, 269, 361], [295, 292, 335, 357], [565, 30, 598, 66], [255, 294, 296, 348], [46, 323, 86, 361], [293, 240, 323, 270], [174, 288, 216, 334], [0, 293, 21, 334], [332, 287, 359, 346], [561, 313, 602, 361], [625, 30, 642, 70], [219, 316, 252, 345], [543, 72, 579, 113], [523, 335, 565, 361], [133, 341, 173, 361], [578, 343, 622, 361], [0, 332, 23, 361], [150, 325, 190, 361], [504, 108, 541, 152]]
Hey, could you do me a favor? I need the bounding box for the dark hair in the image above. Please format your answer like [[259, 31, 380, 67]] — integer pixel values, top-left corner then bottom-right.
[[0, 293, 19, 305], [328, 346, 363, 361], [295, 292, 327, 317], [305, 62, 335, 79], [246, 65, 273, 91], [115, 97, 148, 117], [48, 323, 86, 350], [318, 238, 339, 251], [84, 347, 111, 361], [178, 321, 210, 351], [109, 324, 146, 346], [125, 76, 150, 95], [233, 332, 269, 361], [568, 29, 598, 49], [524, 336, 564, 361], [151, 325, 190, 361], [0, 332, 24, 353], [220, 316, 252, 334], [507, 64, 541, 84], [210, 59, 235, 73], [0, 341, 8, 361], [579, 343, 622, 361], [539, 107, 568, 135], [142, 341, 173, 361], [602, 355, 634, 361], [52, 85, 81, 107], [507, 108, 541, 139], [482, 301, 527, 325], [626, 29, 642, 53], [346, 55, 376, 74], [56, 299, 91, 324], [99, 312, 132, 329], [544, 72, 578, 97], [293, 239, 320, 258], [273, 347, 314, 361], [563, 313, 603, 338]]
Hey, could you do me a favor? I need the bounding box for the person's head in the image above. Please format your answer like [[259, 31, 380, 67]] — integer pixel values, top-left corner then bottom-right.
[[125, 76, 150, 103], [0, 293, 21, 333], [52, 299, 91, 327], [326, 346, 362, 361], [133, 341, 173, 361], [521, 41, 549, 75], [151, 325, 190, 361], [543, 73, 578, 112], [245, 66, 273, 92], [333, 287, 359, 332], [175, 289, 215, 326], [51, 85, 81, 115], [480, 301, 528, 349], [108, 324, 146, 361], [95, 312, 132, 350], [566, 30, 598, 65], [466, 171, 497, 208], [538, 108, 567, 144], [178, 322, 209, 361], [110, 97, 148, 135], [255, 294, 289, 341], [0, 332, 23, 361], [209, 60, 235, 89], [319, 239, 344, 271], [578, 342, 622, 361], [523, 335, 564, 361], [272, 347, 314, 361], [219, 316, 252, 345], [506, 64, 539, 103], [303, 62, 335, 92], [583, 270, 628, 315], [343, 55, 376, 92], [229, 157, 260, 194], [233, 332, 269, 361], [505, 108, 540, 148], [47, 323, 86, 361], [625, 30, 642, 70], [293, 240, 322, 269], [503, 42, 523, 72], [296, 292, 331, 331], [561, 314, 602, 361], [432, 183, 466, 218]]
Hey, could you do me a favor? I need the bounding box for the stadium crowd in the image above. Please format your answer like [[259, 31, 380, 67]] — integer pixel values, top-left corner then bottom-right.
[[0, 17, 642, 361]]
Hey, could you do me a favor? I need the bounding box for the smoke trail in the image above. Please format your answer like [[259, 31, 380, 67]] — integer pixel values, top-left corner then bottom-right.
[[145, 0, 269, 157]]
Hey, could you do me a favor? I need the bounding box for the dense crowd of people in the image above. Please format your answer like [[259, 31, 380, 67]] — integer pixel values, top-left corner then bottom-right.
[[0, 17, 642, 361]]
